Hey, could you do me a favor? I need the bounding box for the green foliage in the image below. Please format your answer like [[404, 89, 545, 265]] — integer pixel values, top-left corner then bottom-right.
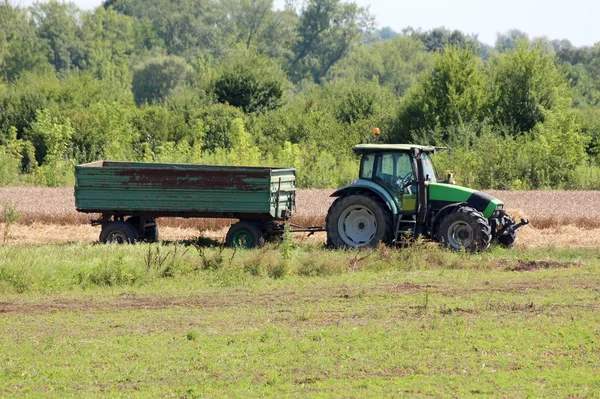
[[132, 56, 193, 105], [0, 2, 51, 81], [489, 41, 571, 135], [78, 6, 136, 85], [396, 46, 487, 144], [214, 52, 287, 114], [329, 36, 433, 95], [405, 27, 482, 54], [0, 200, 21, 242], [26, 109, 75, 186], [0, 1, 597, 190], [31, 1, 83, 72], [288, 0, 373, 83], [434, 112, 591, 190]]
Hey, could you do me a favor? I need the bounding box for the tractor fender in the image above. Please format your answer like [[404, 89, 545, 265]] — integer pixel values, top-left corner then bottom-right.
[[331, 179, 399, 215], [431, 202, 468, 238]]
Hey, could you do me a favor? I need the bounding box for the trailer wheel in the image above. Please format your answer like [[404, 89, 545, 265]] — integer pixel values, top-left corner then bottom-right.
[[226, 222, 265, 249], [126, 216, 159, 243], [100, 221, 139, 244]]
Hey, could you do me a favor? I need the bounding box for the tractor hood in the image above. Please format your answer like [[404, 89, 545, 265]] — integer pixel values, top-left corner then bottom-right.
[[428, 183, 503, 218]]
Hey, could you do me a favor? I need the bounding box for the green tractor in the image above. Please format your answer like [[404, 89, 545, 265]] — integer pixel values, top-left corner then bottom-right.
[[326, 144, 528, 252]]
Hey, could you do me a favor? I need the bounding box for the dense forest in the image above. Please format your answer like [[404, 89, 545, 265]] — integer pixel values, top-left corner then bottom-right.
[[1, 0, 599, 189]]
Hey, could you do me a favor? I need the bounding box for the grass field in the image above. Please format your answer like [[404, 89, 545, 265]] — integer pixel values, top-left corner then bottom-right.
[[1, 187, 599, 397], [1, 242, 600, 397]]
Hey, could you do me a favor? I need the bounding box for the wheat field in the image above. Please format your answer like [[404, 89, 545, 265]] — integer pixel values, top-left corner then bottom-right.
[[1, 187, 599, 248]]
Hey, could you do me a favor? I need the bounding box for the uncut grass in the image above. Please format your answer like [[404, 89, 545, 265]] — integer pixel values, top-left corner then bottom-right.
[[2, 187, 600, 230], [0, 242, 597, 295], [1, 244, 599, 397]]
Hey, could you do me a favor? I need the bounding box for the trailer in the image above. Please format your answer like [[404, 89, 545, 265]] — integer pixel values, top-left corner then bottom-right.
[[75, 161, 297, 248]]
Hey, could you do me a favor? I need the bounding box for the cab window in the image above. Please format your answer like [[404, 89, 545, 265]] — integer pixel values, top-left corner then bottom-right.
[[421, 153, 437, 183], [374, 153, 414, 190], [360, 154, 375, 180]]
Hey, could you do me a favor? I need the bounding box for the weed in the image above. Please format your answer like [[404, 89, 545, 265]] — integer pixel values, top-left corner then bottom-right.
[[79, 253, 138, 288], [194, 244, 227, 271], [280, 223, 293, 260], [1, 200, 21, 243], [186, 331, 198, 341], [266, 261, 287, 279]]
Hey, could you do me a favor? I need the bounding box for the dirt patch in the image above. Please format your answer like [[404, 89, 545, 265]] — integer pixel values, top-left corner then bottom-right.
[[504, 259, 581, 272]]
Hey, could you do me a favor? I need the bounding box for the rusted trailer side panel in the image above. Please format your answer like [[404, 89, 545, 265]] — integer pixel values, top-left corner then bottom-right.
[[75, 161, 295, 220]]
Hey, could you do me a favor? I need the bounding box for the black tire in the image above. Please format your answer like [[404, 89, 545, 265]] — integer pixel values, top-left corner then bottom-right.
[[100, 221, 139, 244], [126, 216, 159, 243], [225, 222, 265, 249], [438, 206, 491, 252], [497, 231, 517, 248], [326, 192, 394, 249]]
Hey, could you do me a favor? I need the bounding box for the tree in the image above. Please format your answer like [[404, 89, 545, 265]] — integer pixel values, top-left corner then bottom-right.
[[78, 7, 136, 84], [104, 0, 231, 59], [221, 0, 273, 50], [132, 56, 193, 105], [214, 52, 288, 114], [403, 27, 481, 53], [328, 36, 432, 95], [0, 2, 50, 81], [488, 41, 571, 135], [31, 0, 83, 72], [288, 0, 373, 83], [495, 29, 529, 52], [394, 47, 488, 144]]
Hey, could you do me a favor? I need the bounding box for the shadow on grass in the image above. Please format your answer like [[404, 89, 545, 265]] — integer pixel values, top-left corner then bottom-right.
[[161, 236, 223, 248]]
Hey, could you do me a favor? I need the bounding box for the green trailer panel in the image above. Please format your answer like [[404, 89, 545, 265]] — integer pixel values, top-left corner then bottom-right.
[[75, 161, 296, 220]]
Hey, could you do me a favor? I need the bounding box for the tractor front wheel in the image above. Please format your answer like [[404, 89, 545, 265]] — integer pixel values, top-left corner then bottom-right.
[[438, 207, 491, 252], [326, 193, 393, 249]]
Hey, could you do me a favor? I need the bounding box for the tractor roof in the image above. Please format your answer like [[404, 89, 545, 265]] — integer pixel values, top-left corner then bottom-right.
[[353, 144, 437, 155]]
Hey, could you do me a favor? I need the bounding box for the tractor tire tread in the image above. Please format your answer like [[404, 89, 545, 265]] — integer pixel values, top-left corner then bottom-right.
[[438, 206, 491, 252]]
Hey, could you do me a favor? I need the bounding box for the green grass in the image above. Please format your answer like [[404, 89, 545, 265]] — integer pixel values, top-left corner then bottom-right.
[[1, 242, 600, 397]]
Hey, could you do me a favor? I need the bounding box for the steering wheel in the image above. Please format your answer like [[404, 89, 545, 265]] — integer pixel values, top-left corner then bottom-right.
[[395, 172, 415, 191]]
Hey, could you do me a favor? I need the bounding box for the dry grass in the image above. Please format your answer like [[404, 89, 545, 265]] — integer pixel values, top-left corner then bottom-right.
[[1, 187, 599, 229]]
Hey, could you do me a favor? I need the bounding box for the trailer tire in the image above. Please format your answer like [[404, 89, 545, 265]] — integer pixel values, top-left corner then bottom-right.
[[126, 216, 159, 243], [226, 222, 265, 249], [100, 221, 139, 244], [326, 192, 393, 249]]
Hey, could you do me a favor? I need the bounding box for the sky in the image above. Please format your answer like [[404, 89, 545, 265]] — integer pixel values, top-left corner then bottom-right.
[[15, 0, 600, 47]]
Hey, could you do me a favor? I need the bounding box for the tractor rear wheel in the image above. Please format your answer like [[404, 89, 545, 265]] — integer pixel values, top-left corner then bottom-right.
[[326, 193, 393, 249], [438, 206, 491, 252]]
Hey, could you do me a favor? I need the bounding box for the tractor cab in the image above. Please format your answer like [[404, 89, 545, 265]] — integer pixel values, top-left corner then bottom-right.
[[354, 144, 437, 214]]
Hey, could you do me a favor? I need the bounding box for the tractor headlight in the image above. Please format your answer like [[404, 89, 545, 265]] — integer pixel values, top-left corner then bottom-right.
[[495, 204, 504, 211]]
